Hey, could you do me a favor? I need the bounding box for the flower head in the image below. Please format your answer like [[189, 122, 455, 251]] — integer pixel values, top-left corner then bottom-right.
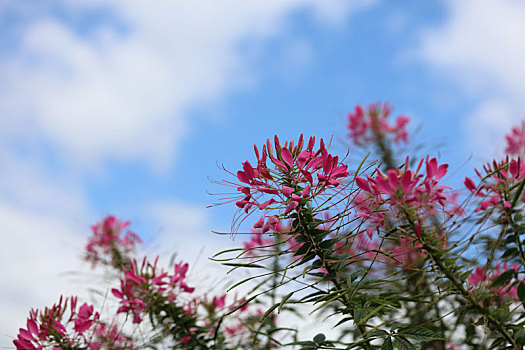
[[112, 257, 195, 324], [14, 296, 132, 350], [354, 156, 451, 235], [466, 157, 525, 213], [505, 121, 525, 156], [85, 215, 142, 268], [347, 102, 410, 146], [219, 135, 350, 232], [468, 262, 521, 302]]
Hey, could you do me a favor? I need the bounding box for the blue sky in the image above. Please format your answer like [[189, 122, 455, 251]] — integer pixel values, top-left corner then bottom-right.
[[1, 0, 525, 345]]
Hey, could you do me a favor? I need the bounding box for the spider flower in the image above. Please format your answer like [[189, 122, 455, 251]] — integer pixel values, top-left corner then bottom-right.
[[355, 156, 451, 235], [505, 121, 525, 156], [221, 135, 350, 232], [85, 215, 142, 268], [347, 101, 410, 146], [14, 296, 132, 350]]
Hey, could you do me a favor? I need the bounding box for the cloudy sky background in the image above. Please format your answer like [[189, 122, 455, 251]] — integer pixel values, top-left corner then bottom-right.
[[1, 0, 525, 346]]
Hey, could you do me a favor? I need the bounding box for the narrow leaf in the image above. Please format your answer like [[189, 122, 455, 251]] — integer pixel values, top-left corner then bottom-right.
[[381, 337, 393, 350], [278, 292, 294, 313]]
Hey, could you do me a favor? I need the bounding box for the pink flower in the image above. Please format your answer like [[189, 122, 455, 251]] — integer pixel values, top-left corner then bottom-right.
[[468, 263, 521, 302], [243, 233, 274, 257], [355, 156, 452, 233], [469, 158, 525, 213], [464, 176, 477, 192], [387, 235, 424, 272], [74, 303, 97, 334], [212, 295, 227, 310], [222, 135, 349, 232], [85, 215, 142, 268], [112, 257, 196, 324], [505, 121, 525, 156], [181, 336, 192, 344], [348, 102, 410, 146], [13, 296, 122, 350], [468, 266, 488, 285], [91, 323, 134, 349]]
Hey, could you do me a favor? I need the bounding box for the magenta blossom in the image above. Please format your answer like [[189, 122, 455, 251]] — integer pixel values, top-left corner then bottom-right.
[[13, 296, 132, 350], [347, 102, 410, 146], [85, 215, 142, 268], [111, 257, 195, 324], [465, 158, 525, 213], [354, 156, 451, 236], [468, 262, 521, 302], [505, 121, 525, 156], [220, 135, 350, 232], [243, 233, 275, 257]]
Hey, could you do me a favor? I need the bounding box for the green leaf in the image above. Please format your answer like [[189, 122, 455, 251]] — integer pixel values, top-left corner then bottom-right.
[[298, 252, 316, 265], [333, 317, 352, 328], [393, 336, 416, 350], [514, 329, 525, 344], [319, 238, 338, 249], [224, 295, 257, 316], [358, 304, 386, 325], [381, 337, 393, 350], [367, 329, 389, 339], [278, 292, 294, 313], [284, 340, 315, 347], [398, 326, 442, 341], [491, 269, 515, 287], [518, 282, 525, 303], [489, 337, 506, 349], [227, 276, 258, 292], [311, 259, 322, 268], [260, 302, 279, 322], [354, 308, 366, 324], [501, 247, 518, 259], [221, 262, 265, 268], [294, 242, 312, 256], [209, 247, 244, 259], [295, 235, 307, 243]]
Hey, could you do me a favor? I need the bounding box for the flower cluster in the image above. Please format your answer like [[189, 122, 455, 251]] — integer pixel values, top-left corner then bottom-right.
[[112, 257, 195, 324], [505, 121, 525, 156], [465, 158, 525, 212], [83, 216, 270, 348], [355, 156, 450, 236], [229, 135, 349, 231], [347, 102, 410, 146], [386, 235, 423, 270], [201, 294, 256, 339], [243, 233, 275, 257], [14, 296, 132, 350], [468, 263, 521, 302], [90, 323, 132, 350], [85, 215, 142, 268]]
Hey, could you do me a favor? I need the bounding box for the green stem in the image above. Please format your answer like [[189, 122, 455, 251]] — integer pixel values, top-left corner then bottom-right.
[[372, 118, 397, 170], [296, 209, 371, 349], [403, 214, 519, 349]]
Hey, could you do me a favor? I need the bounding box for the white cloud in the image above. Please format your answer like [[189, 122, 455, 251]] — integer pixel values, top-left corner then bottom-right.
[[462, 99, 517, 160], [0, 0, 368, 173], [145, 200, 232, 277], [417, 0, 525, 158], [0, 202, 91, 347], [0, 147, 88, 218]]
